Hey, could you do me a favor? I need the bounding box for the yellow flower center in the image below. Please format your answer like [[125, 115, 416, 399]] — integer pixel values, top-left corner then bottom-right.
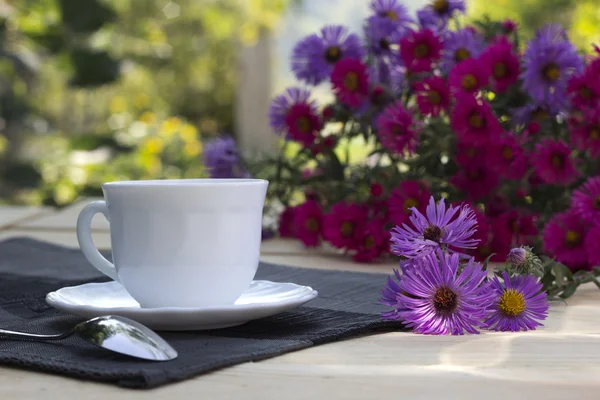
[[432, 0, 450, 14], [305, 217, 319, 232], [502, 146, 513, 160], [493, 62, 508, 78], [532, 107, 549, 122], [423, 224, 442, 242], [543, 63, 561, 82], [551, 153, 564, 168], [454, 48, 471, 62], [344, 72, 358, 91], [403, 197, 419, 212], [341, 221, 354, 237], [428, 90, 441, 105], [579, 87, 592, 99], [296, 116, 310, 133], [498, 289, 526, 317], [392, 124, 405, 136], [468, 112, 484, 129], [414, 43, 430, 59], [565, 230, 581, 247], [383, 10, 398, 20], [595, 195, 600, 209], [325, 46, 342, 63], [590, 127, 600, 140], [433, 287, 457, 313], [461, 74, 478, 90], [364, 235, 376, 249]]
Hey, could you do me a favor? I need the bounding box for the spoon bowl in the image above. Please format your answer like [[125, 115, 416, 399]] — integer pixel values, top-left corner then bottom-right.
[[0, 315, 177, 361]]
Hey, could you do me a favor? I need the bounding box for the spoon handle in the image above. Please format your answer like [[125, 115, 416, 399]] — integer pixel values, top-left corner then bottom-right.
[[0, 328, 71, 341]]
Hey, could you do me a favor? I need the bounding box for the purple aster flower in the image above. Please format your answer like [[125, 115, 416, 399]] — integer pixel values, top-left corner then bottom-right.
[[484, 272, 549, 332], [291, 25, 364, 86], [382, 251, 493, 335], [521, 24, 583, 108], [203, 136, 249, 178], [389, 64, 406, 93], [367, 0, 413, 33], [510, 103, 560, 127], [364, 20, 404, 58], [417, 0, 466, 30], [390, 196, 479, 259], [507, 247, 527, 267], [441, 28, 485, 72]]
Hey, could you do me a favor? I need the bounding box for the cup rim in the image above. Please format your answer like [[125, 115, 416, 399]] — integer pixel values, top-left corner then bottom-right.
[[102, 178, 268, 188]]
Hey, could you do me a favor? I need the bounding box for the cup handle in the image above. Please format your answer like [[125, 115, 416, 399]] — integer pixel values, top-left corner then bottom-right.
[[76, 200, 118, 281]]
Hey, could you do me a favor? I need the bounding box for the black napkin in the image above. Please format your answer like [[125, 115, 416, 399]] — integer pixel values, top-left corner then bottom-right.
[[0, 238, 405, 388]]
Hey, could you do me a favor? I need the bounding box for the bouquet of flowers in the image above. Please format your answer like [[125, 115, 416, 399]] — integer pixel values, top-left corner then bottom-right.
[[202, 0, 600, 326]]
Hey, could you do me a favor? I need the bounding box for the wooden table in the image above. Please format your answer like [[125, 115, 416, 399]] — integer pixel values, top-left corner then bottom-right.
[[0, 200, 599, 399]]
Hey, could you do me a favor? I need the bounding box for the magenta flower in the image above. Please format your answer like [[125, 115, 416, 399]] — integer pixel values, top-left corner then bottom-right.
[[352, 218, 390, 263], [415, 76, 450, 116], [502, 19, 518, 33], [291, 25, 363, 86], [455, 140, 485, 168], [450, 94, 502, 144], [585, 223, 600, 267], [567, 72, 600, 109], [390, 196, 479, 259], [331, 58, 370, 108], [450, 160, 499, 200], [441, 28, 484, 72], [543, 210, 589, 271], [484, 272, 549, 332], [449, 58, 490, 94], [532, 139, 580, 185], [278, 206, 297, 238], [521, 24, 583, 108], [269, 87, 320, 145], [399, 29, 442, 73], [480, 36, 520, 93], [375, 102, 419, 155], [572, 176, 600, 220], [492, 210, 538, 245], [570, 104, 600, 158], [323, 202, 368, 250], [292, 200, 323, 248], [388, 180, 431, 226], [489, 133, 529, 180], [382, 251, 492, 335]]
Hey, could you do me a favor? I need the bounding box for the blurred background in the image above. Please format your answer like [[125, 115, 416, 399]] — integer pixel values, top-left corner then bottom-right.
[[0, 0, 597, 207]]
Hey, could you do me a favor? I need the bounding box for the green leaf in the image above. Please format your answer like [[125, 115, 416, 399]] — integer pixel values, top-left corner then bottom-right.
[[559, 282, 579, 299], [69, 49, 120, 87], [59, 0, 116, 34], [1, 162, 42, 188], [481, 253, 496, 271]]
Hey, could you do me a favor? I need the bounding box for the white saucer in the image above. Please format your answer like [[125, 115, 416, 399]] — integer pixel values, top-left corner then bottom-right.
[[46, 280, 318, 331]]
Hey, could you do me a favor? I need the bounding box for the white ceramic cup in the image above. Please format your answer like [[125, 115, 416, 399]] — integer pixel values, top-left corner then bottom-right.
[[76, 179, 269, 308]]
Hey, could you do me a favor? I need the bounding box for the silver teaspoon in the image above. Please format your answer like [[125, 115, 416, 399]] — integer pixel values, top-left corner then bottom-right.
[[0, 315, 177, 361]]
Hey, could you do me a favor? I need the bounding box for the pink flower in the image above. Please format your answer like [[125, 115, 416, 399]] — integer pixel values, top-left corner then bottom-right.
[[489, 133, 529, 180], [502, 19, 518, 33], [448, 58, 489, 94], [331, 58, 370, 107], [323, 202, 368, 249], [543, 210, 590, 271], [292, 200, 323, 247], [455, 140, 485, 167], [414, 76, 450, 116], [570, 105, 600, 158], [480, 36, 520, 93], [472, 223, 512, 263], [450, 94, 503, 144], [532, 139, 580, 185], [485, 194, 510, 217], [375, 102, 419, 155], [572, 176, 600, 220], [585, 223, 600, 267], [370, 182, 384, 197], [399, 29, 442, 73], [492, 210, 538, 245], [451, 160, 499, 200], [278, 206, 297, 238], [284, 103, 321, 147], [388, 180, 431, 226], [352, 218, 390, 263], [567, 62, 600, 108]]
